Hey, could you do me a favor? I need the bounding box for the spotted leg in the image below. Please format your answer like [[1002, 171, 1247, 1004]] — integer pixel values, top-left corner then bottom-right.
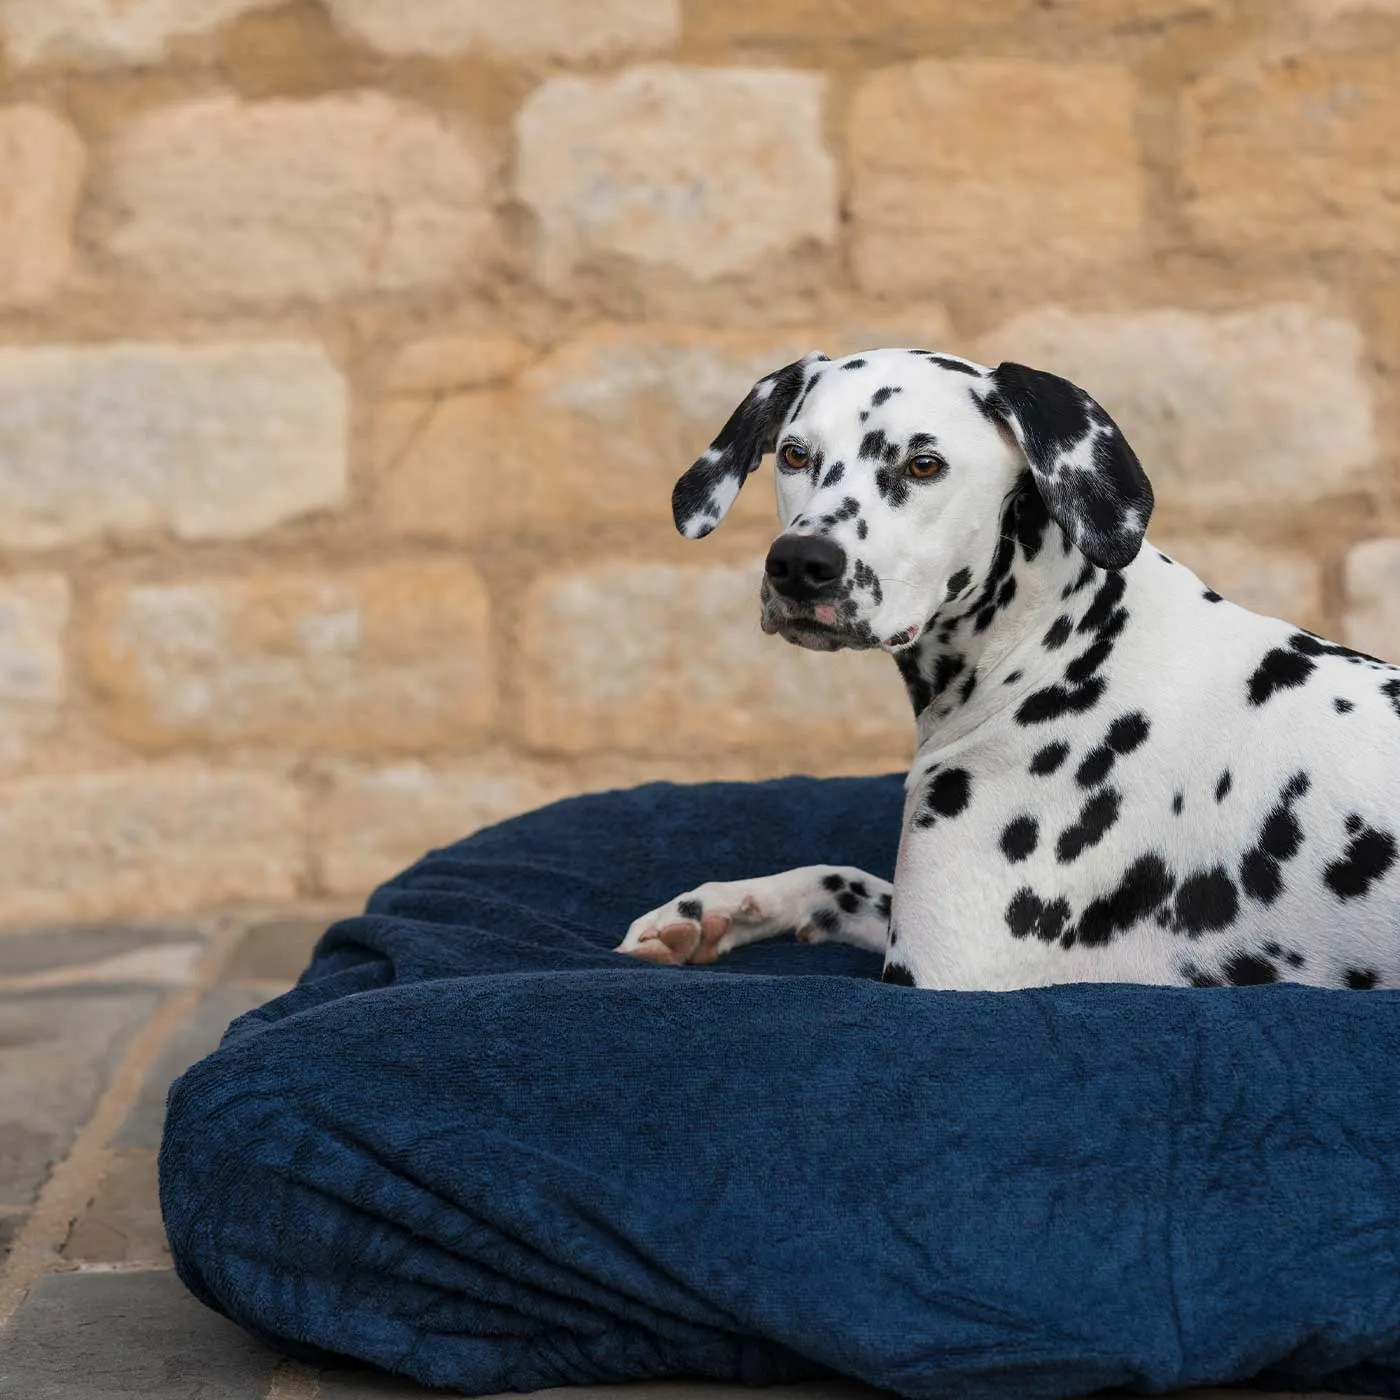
[[617, 866, 893, 966]]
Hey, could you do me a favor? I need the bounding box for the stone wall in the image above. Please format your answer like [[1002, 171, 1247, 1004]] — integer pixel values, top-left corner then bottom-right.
[[0, 0, 1397, 925]]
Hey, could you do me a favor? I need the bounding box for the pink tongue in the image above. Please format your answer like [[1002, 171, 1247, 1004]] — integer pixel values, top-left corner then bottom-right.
[[815, 606, 838, 624]]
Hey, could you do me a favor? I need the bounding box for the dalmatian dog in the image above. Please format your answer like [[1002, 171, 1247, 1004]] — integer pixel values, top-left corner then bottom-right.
[[616, 347, 1400, 992]]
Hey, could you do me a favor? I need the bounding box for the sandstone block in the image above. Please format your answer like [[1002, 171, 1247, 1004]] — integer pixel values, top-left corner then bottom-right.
[[0, 106, 85, 305], [515, 66, 835, 288], [0, 766, 304, 925], [107, 93, 492, 303], [518, 560, 911, 755], [382, 335, 537, 396], [324, 0, 679, 59], [849, 60, 1143, 294], [1183, 53, 1400, 254], [0, 342, 346, 549], [0, 0, 277, 66], [88, 563, 495, 753], [314, 759, 580, 895], [1344, 539, 1400, 662], [0, 574, 68, 770], [978, 304, 1375, 509]]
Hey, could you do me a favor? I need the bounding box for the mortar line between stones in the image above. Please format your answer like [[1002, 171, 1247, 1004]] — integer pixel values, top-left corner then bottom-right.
[[0, 914, 250, 1328]]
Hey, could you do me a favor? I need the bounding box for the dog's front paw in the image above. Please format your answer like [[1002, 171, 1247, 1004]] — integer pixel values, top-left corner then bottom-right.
[[616, 884, 767, 966]]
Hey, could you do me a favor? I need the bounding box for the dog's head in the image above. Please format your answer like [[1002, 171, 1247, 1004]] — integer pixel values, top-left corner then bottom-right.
[[671, 348, 1154, 653]]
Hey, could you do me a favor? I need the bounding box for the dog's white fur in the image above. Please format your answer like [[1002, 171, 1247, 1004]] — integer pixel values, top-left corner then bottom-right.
[[618, 348, 1400, 993]]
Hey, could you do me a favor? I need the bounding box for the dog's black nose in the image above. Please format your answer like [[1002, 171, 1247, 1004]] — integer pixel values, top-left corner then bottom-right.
[[765, 534, 847, 600]]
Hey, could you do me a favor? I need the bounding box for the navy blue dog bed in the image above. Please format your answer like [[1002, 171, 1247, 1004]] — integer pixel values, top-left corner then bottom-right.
[[160, 774, 1400, 1398]]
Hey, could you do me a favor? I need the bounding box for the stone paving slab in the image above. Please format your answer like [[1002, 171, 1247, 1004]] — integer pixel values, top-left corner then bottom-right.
[[0, 923, 204, 979], [223, 914, 332, 986], [113, 984, 270, 1150], [0, 985, 162, 1207], [0, 1269, 277, 1400], [62, 1149, 169, 1267]]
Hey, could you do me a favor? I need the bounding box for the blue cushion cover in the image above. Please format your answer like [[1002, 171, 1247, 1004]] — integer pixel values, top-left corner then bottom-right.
[[160, 775, 1400, 1397]]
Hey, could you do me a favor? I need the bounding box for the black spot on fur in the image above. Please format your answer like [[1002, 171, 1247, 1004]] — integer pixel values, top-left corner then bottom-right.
[[1012, 488, 1051, 563], [812, 906, 841, 934], [1016, 676, 1106, 726], [856, 518, 868, 540], [871, 386, 900, 407], [1043, 616, 1073, 651], [1030, 742, 1070, 776], [1077, 571, 1127, 635], [1248, 649, 1316, 706], [859, 428, 889, 462], [1107, 712, 1150, 753], [1290, 631, 1385, 665], [1064, 638, 1115, 687], [958, 668, 978, 706], [1004, 670, 1023, 686], [1224, 953, 1278, 986], [1347, 968, 1379, 990], [1076, 746, 1115, 789], [1185, 965, 1223, 988], [896, 649, 932, 718], [1203, 589, 1222, 603], [1001, 817, 1039, 863], [677, 898, 702, 920], [1074, 854, 1174, 948], [915, 768, 973, 828], [841, 358, 867, 371], [837, 890, 861, 914], [877, 892, 892, 918], [927, 355, 980, 376], [1240, 772, 1309, 906], [882, 961, 915, 985], [1172, 867, 1239, 935], [931, 653, 966, 699], [1335, 697, 1354, 714], [849, 880, 869, 899], [1215, 770, 1232, 803], [1383, 678, 1400, 721], [1324, 822, 1398, 899], [819, 461, 845, 489], [946, 568, 972, 598], [1172, 792, 1184, 815], [1056, 789, 1121, 863], [1005, 888, 1072, 943], [821, 873, 845, 892]]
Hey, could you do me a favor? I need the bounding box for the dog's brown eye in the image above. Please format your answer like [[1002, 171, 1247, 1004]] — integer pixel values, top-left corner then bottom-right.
[[779, 443, 809, 471], [909, 454, 944, 479]]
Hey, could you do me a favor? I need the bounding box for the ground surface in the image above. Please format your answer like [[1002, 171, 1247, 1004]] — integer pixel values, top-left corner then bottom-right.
[[0, 906, 1386, 1399]]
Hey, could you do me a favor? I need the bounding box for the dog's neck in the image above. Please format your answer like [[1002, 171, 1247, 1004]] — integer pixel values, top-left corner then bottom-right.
[[894, 483, 1119, 755]]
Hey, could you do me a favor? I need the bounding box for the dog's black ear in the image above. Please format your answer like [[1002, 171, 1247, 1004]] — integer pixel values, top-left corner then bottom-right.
[[982, 362, 1153, 570], [672, 351, 829, 539]]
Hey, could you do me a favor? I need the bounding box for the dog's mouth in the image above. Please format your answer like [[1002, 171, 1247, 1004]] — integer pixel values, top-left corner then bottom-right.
[[759, 588, 878, 652]]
